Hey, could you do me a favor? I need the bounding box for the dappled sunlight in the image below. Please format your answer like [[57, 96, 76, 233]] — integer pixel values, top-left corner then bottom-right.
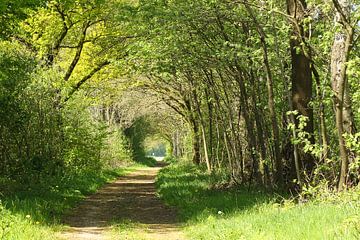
[[156, 163, 275, 222]]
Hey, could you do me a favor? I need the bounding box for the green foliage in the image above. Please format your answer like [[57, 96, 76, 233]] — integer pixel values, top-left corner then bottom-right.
[[101, 127, 134, 168], [0, 41, 55, 179], [163, 155, 179, 164], [0, 39, 136, 182], [344, 133, 360, 180], [0, 0, 45, 39], [1, 0, 360, 238], [287, 111, 322, 158], [62, 95, 108, 172], [140, 157, 158, 167]]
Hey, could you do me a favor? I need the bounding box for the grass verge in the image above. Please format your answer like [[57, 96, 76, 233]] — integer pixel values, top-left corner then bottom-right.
[[0, 165, 141, 240], [156, 162, 360, 240]]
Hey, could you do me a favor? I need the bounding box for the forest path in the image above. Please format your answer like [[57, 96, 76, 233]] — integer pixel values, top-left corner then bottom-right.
[[58, 162, 185, 240]]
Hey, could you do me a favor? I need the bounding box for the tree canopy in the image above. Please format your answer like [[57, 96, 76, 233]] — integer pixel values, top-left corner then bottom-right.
[[0, 0, 359, 191]]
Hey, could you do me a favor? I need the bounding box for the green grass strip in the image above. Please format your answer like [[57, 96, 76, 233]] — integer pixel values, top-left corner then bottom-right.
[[156, 162, 360, 240]]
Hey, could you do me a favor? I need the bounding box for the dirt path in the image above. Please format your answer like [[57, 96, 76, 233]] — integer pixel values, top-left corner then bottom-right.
[[59, 163, 185, 240]]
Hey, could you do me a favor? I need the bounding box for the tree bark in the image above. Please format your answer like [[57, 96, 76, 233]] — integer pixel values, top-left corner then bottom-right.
[[330, 0, 355, 190], [286, 0, 315, 175]]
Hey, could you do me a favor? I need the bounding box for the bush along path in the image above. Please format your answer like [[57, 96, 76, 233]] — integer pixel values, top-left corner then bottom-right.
[[59, 162, 185, 240]]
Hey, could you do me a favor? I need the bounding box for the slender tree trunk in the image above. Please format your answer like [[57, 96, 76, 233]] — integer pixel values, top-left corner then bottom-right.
[[216, 70, 244, 179], [188, 74, 211, 171], [233, 64, 261, 184], [172, 132, 178, 157], [184, 96, 201, 165], [312, 65, 329, 161], [200, 124, 211, 172], [249, 70, 270, 185], [244, 5, 283, 185], [193, 129, 201, 165], [285, 76, 303, 188], [205, 88, 214, 164]]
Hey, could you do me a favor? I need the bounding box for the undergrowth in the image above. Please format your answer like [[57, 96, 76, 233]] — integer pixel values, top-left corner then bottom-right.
[[163, 155, 179, 164], [156, 162, 360, 240], [137, 157, 158, 167]]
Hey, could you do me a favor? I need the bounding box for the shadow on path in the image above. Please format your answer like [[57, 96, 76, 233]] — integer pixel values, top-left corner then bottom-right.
[[60, 162, 184, 240]]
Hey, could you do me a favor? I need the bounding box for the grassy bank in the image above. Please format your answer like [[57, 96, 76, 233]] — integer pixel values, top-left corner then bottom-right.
[[0, 165, 141, 240], [156, 162, 360, 240]]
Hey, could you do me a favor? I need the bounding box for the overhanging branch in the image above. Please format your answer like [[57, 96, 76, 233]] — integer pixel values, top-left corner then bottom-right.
[[63, 60, 111, 102]]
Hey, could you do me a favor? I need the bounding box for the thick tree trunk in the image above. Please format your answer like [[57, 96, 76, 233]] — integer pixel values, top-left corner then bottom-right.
[[286, 0, 315, 175]]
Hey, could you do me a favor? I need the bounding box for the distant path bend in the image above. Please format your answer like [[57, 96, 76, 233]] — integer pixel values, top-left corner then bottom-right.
[[59, 163, 185, 240]]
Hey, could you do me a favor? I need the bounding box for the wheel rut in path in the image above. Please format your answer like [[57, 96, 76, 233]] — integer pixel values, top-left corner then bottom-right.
[[60, 164, 184, 240]]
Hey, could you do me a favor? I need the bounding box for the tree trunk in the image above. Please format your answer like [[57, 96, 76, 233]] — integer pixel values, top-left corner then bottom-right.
[[330, 0, 355, 190], [312, 65, 329, 161], [250, 70, 271, 185], [286, 0, 315, 175], [184, 94, 201, 165], [191, 82, 211, 172], [247, 6, 283, 185], [233, 64, 262, 184]]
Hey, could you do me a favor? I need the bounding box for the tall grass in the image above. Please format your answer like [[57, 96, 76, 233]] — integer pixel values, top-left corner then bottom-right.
[[156, 162, 360, 240]]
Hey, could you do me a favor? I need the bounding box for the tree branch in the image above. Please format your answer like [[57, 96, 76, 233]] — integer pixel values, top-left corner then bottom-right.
[[11, 35, 37, 53], [44, 3, 70, 66], [331, 0, 351, 27], [63, 21, 90, 81], [231, 0, 295, 23], [64, 60, 111, 102]]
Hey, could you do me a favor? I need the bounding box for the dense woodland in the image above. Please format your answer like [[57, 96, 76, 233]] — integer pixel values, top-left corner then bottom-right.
[[1, 0, 360, 239], [1, 0, 360, 195]]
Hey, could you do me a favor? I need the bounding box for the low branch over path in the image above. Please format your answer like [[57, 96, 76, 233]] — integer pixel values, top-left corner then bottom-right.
[[59, 163, 185, 240]]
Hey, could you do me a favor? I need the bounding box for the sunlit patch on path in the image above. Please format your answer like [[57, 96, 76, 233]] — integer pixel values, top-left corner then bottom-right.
[[59, 163, 185, 240]]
